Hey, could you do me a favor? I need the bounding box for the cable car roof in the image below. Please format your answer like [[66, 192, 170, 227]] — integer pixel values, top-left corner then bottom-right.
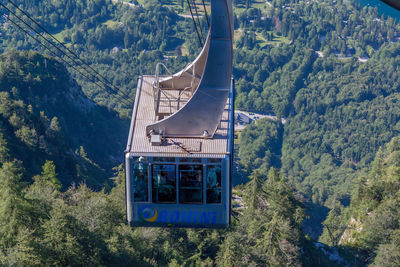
[[125, 76, 234, 158]]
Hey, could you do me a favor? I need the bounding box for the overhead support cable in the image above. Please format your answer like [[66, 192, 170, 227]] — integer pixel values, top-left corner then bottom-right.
[[3, 0, 132, 104], [0, 10, 100, 89], [5, 0, 129, 102], [201, 0, 210, 29], [0, 3, 133, 106], [186, 0, 203, 47], [191, 0, 205, 43], [0, 11, 132, 107]]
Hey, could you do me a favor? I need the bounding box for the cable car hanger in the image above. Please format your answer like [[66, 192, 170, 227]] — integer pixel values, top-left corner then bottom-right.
[[146, 0, 234, 139]]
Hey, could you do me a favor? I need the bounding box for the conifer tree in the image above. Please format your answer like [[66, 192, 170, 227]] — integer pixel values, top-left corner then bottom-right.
[[0, 161, 30, 247]]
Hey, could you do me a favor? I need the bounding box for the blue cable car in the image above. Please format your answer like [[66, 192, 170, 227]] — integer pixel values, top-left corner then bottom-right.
[[380, 0, 400, 11], [125, 0, 234, 228]]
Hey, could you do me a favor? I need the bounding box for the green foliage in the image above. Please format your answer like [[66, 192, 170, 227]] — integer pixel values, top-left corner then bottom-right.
[[0, 161, 30, 248], [230, 0, 400, 222], [371, 243, 400, 267], [34, 160, 62, 190], [0, 0, 201, 114], [239, 119, 283, 172], [0, 0, 399, 264], [0, 131, 10, 163], [0, 153, 314, 266], [331, 137, 400, 265], [0, 165, 128, 265], [319, 203, 347, 246], [218, 168, 305, 266], [3, 0, 398, 214], [0, 50, 130, 187]]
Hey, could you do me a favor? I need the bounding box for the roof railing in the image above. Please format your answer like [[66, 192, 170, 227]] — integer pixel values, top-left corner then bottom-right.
[[152, 62, 198, 120], [153, 63, 174, 118]]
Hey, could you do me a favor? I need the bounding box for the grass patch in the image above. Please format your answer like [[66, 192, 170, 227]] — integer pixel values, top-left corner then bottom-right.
[[151, 0, 211, 16], [336, 56, 352, 61], [236, 30, 289, 49], [52, 28, 70, 44], [255, 31, 268, 47], [263, 30, 290, 46], [103, 19, 120, 29], [233, 0, 271, 15], [180, 42, 189, 56], [234, 29, 243, 42], [253, 0, 270, 10], [164, 51, 177, 58], [234, 29, 243, 49], [234, 129, 242, 145], [122, 0, 145, 4], [179, 0, 210, 16]]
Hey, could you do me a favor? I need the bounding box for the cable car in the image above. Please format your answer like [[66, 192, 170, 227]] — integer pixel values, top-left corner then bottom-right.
[[125, 0, 234, 228], [380, 0, 400, 11]]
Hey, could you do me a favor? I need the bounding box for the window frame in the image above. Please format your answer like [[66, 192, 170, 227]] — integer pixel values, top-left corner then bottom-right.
[[131, 156, 150, 203], [178, 164, 203, 204], [131, 157, 225, 205], [151, 163, 177, 204], [205, 164, 222, 204]]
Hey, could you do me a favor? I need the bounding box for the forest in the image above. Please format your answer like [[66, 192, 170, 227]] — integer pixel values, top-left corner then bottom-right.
[[0, 0, 399, 265]]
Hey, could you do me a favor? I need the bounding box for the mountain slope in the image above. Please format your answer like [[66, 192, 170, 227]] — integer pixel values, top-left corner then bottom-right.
[[320, 136, 400, 265], [0, 50, 128, 187]]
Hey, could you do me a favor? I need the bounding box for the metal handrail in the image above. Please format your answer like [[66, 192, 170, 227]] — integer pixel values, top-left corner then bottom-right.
[[153, 63, 174, 117], [178, 63, 191, 78], [154, 63, 174, 90], [152, 62, 199, 119], [177, 86, 192, 110]]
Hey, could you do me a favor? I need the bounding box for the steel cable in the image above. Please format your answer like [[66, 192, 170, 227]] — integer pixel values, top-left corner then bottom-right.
[[0, 7, 133, 106]]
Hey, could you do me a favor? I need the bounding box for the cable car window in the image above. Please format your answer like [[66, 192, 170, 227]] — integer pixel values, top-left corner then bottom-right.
[[153, 157, 176, 163], [179, 165, 203, 203], [179, 158, 202, 163], [152, 164, 176, 203], [208, 158, 222, 164], [206, 165, 222, 203], [132, 157, 149, 202]]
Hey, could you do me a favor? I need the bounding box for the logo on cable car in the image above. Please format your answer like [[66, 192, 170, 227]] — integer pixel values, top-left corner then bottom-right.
[[138, 206, 158, 222], [138, 205, 217, 224]]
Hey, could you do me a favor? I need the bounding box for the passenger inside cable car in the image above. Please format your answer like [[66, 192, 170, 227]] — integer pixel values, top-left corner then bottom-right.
[[179, 164, 202, 203], [206, 165, 222, 203], [152, 164, 176, 203], [132, 157, 148, 202]]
